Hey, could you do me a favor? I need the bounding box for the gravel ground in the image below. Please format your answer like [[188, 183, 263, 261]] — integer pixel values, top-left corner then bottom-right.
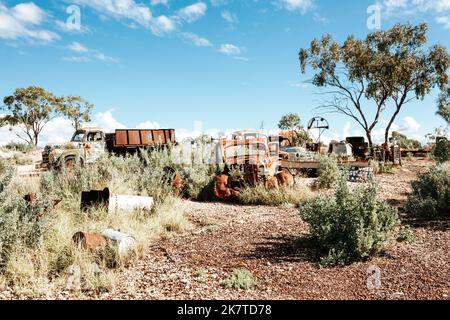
[[95, 158, 450, 300]]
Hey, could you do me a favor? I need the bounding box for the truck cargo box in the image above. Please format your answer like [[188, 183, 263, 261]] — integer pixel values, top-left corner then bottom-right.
[[106, 129, 175, 152]]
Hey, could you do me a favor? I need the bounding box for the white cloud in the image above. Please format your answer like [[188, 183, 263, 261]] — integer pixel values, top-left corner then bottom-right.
[[221, 10, 238, 24], [150, 0, 169, 6], [90, 110, 126, 132], [73, 0, 153, 27], [383, 0, 450, 15], [63, 56, 91, 62], [0, 2, 59, 42], [275, 0, 314, 14], [64, 42, 117, 63], [151, 15, 177, 35], [181, 32, 212, 47], [402, 116, 421, 132], [436, 15, 450, 28], [12, 2, 46, 25], [177, 2, 207, 23], [0, 115, 74, 147], [219, 43, 241, 56], [68, 41, 89, 53], [136, 121, 161, 129], [210, 0, 229, 6]]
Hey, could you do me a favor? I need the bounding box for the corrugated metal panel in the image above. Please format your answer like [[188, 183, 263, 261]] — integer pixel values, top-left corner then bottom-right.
[[115, 130, 128, 146], [141, 130, 153, 145], [128, 130, 141, 145], [153, 130, 165, 144]]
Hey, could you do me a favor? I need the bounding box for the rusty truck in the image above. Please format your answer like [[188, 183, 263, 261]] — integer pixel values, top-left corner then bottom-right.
[[42, 127, 176, 169]]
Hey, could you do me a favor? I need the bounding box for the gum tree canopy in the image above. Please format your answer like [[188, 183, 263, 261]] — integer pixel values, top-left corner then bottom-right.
[[2, 86, 63, 146], [299, 23, 450, 148], [61, 96, 94, 131]]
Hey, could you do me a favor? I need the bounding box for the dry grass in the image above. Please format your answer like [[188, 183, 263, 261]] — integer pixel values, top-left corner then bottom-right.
[[238, 179, 312, 207], [0, 152, 191, 298]]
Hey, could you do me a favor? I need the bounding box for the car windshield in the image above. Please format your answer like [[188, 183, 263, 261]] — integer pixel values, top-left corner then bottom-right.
[[71, 131, 86, 142], [224, 143, 267, 158]]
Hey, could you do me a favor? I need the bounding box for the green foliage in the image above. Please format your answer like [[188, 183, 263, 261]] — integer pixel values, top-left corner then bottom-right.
[[299, 23, 450, 146], [238, 183, 310, 206], [0, 166, 54, 268], [2, 86, 64, 146], [278, 113, 311, 146], [2, 141, 35, 153], [397, 226, 415, 243], [432, 138, 450, 163], [278, 113, 302, 131], [181, 164, 217, 200], [59, 96, 94, 131], [406, 163, 450, 219], [316, 156, 339, 189], [300, 177, 399, 266], [369, 160, 395, 175], [437, 86, 450, 124], [221, 269, 256, 290], [391, 131, 421, 149]]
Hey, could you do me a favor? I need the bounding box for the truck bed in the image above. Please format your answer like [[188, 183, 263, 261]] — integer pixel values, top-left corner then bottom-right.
[[106, 129, 176, 152]]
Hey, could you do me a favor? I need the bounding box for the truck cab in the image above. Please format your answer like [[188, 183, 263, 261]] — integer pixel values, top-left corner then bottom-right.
[[71, 128, 106, 144], [43, 128, 107, 169]]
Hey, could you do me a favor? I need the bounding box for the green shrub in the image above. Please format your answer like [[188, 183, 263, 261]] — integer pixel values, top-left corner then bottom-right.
[[406, 163, 450, 219], [316, 156, 339, 189], [0, 167, 53, 268], [238, 183, 311, 206], [221, 269, 256, 290], [181, 164, 219, 200], [3, 142, 34, 153], [432, 138, 450, 163], [397, 226, 415, 243], [300, 176, 399, 267], [369, 161, 395, 175]]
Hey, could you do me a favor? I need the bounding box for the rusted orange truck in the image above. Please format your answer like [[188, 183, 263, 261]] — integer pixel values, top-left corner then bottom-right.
[[42, 127, 175, 169]]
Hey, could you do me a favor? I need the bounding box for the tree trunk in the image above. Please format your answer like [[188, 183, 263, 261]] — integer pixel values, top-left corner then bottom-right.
[[366, 130, 373, 149], [34, 132, 39, 147], [385, 108, 401, 146]]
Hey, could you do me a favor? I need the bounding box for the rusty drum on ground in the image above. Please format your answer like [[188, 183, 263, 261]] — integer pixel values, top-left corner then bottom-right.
[[102, 229, 136, 258], [80, 188, 154, 214], [72, 232, 107, 250]]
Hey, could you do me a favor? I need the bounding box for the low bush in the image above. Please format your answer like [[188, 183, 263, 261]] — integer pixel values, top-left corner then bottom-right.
[[369, 161, 395, 175], [2, 142, 34, 153], [432, 138, 450, 163], [397, 226, 415, 243], [238, 182, 311, 206], [316, 156, 339, 189], [221, 269, 256, 290], [181, 164, 218, 200], [300, 176, 399, 267], [405, 163, 450, 219]]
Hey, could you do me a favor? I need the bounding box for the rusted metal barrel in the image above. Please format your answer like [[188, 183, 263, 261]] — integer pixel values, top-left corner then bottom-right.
[[108, 194, 154, 214], [81, 188, 153, 214], [72, 232, 107, 250], [102, 229, 136, 258]]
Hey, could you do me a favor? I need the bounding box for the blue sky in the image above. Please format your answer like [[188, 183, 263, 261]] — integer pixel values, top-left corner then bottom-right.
[[1, 0, 450, 145]]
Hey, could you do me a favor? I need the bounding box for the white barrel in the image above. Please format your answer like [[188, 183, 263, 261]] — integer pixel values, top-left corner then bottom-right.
[[108, 194, 154, 214], [102, 229, 136, 258]]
